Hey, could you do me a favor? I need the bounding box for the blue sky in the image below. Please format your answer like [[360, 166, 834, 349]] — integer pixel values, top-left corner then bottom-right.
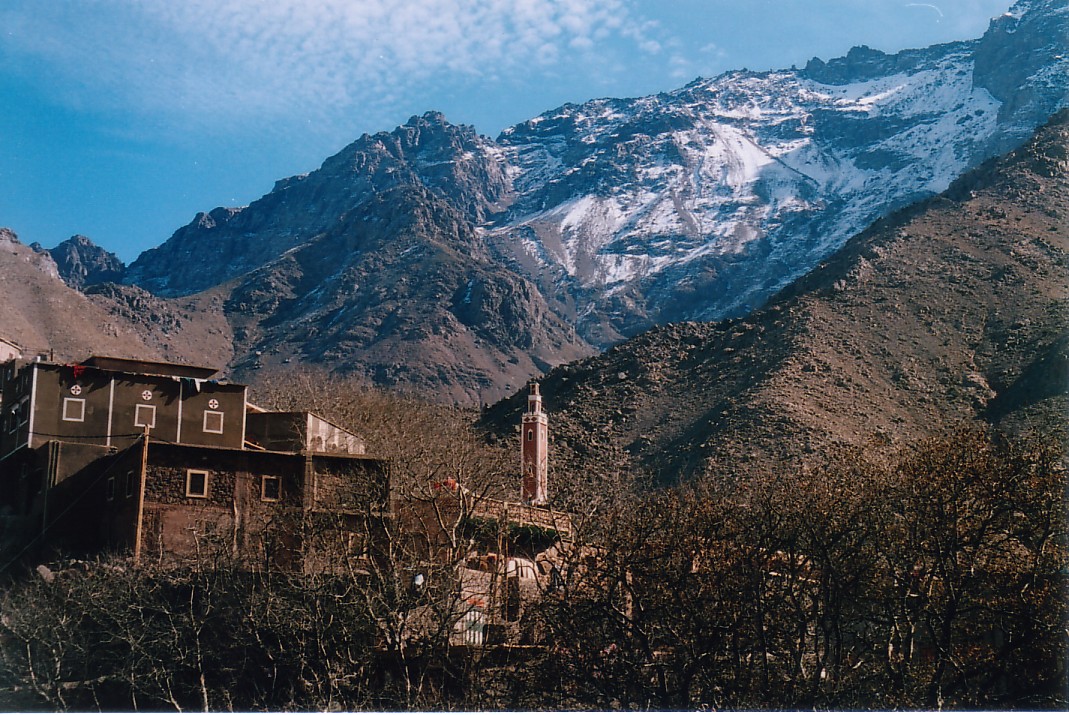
[[0, 0, 1013, 263]]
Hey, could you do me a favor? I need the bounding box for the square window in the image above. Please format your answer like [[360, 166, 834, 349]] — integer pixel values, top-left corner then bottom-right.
[[62, 398, 86, 422], [105, 476, 116, 502], [202, 410, 224, 434], [186, 469, 209, 498], [261, 475, 281, 501], [134, 404, 156, 429]]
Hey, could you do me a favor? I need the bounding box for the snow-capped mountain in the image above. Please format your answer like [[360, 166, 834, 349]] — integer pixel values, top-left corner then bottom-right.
[[481, 108, 1069, 482], [107, 0, 1066, 397], [488, 0, 1068, 343]]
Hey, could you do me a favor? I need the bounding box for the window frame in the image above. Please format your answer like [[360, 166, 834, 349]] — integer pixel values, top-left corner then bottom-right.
[[134, 403, 157, 429], [185, 469, 210, 499], [105, 476, 116, 502], [202, 410, 225, 435], [260, 475, 281, 502], [126, 470, 137, 498], [62, 397, 86, 423]]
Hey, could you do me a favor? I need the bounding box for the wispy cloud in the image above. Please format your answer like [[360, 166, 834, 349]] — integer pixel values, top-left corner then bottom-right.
[[906, 3, 945, 20], [0, 0, 665, 139]]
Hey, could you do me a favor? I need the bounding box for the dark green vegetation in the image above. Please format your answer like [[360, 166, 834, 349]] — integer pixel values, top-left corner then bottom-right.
[[0, 414, 1063, 710]]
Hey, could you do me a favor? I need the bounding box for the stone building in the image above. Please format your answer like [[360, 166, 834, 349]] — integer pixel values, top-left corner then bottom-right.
[[0, 355, 385, 569], [0, 356, 574, 649]]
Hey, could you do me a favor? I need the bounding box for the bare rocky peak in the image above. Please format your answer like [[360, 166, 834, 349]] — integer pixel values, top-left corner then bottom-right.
[[47, 234, 126, 290], [124, 112, 508, 297], [1, 227, 61, 280]]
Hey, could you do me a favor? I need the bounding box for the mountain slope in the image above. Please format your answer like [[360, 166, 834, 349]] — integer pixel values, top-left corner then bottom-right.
[[489, 0, 1067, 344], [95, 0, 1068, 400], [482, 110, 1069, 485], [223, 183, 592, 403], [0, 228, 231, 368]]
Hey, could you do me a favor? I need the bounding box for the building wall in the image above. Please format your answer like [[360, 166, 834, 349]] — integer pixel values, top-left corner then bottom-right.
[[0, 339, 20, 363], [246, 412, 367, 455], [0, 363, 247, 455], [39, 442, 390, 570], [306, 414, 366, 455], [1, 363, 41, 458], [245, 412, 305, 452]]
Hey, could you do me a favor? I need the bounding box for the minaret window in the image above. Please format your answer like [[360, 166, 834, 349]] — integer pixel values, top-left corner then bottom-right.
[[527, 430, 533, 441]]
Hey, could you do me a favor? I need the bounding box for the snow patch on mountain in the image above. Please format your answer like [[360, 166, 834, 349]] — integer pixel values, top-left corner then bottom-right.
[[484, 21, 1047, 344]]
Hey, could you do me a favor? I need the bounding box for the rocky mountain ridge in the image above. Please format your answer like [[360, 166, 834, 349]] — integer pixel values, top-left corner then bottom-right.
[[0, 228, 231, 368], [487, 0, 1066, 344], [481, 110, 1069, 485], [36, 235, 126, 290], [6, 0, 1066, 402], [124, 0, 1066, 357], [122, 115, 510, 297]]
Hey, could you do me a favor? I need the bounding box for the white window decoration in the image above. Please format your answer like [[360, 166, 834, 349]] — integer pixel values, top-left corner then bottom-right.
[[134, 404, 156, 428], [69, 384, 82, 396], [203, 410, 224, 434], [62, 398, 86, 422], [141, 390, 153, 401], [186, 469, 209, 498]]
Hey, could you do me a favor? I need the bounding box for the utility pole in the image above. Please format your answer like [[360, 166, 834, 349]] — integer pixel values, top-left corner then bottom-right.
[[133, 425, 149, 565]]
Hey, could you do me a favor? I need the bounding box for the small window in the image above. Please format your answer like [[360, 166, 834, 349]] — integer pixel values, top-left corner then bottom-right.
[[17, 399, 29, 425], [134, 404, 156, 429], [105, 476, 116, 502], [527, 430, 533, 441], [345, 531, 367, 557], [261, 475, 281, 502], [186, 469, 209, 498], [202, 410, 224, 434], [126, 470, 137, 498], [62, 398, 86, 422]]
